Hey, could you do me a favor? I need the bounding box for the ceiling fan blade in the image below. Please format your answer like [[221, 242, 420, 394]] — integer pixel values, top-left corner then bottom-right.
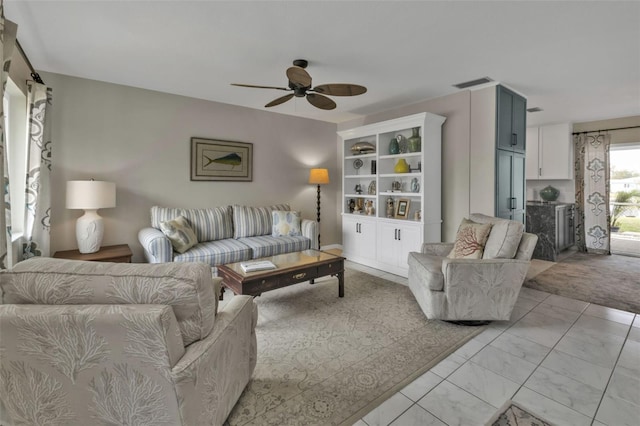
[[306, 93, 336, 110], [312, 84, 367, 96], [265, 93, 294, 108], [286, 66, 312, 87], [231, 83, 290, 91]]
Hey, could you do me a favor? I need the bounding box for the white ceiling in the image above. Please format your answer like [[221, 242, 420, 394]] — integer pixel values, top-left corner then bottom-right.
[[5, 1, 640, 126]]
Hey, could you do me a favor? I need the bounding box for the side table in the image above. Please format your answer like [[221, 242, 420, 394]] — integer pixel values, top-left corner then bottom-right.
[[53, 244, 133, 263]]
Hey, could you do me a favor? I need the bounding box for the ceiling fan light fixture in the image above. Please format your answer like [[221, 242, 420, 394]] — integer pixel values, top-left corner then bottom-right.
[[452, 77, 494, 89]]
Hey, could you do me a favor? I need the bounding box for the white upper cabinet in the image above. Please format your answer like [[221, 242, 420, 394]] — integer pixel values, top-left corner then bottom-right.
[[526, 123, 573, 180]]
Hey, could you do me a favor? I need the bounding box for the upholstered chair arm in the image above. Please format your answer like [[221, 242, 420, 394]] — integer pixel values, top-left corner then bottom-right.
[[138, 227, 173, 263], [171, 295, 258, 426], [421, 242, 454, 257], [301, 219, 319, 248], [440, 258, 530, 320], [515, 233, 539, 261]]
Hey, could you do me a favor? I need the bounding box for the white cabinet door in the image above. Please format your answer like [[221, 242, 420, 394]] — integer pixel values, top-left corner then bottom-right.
[[342, 215, 376, 264], [377, 221, 422, 275], [539, 123, 572, 179], [526, 127, 540, 180]]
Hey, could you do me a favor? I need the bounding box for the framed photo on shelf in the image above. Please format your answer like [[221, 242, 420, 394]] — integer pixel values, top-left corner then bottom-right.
[[191, 138, 253, 181], [395, 198, 410, 219]]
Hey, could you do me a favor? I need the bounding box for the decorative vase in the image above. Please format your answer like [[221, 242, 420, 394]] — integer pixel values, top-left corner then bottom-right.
[[394, 158, 410, 173], [408, 127, 421, 152], [388, 137, 400, 155], [539, 185, 560, 202]]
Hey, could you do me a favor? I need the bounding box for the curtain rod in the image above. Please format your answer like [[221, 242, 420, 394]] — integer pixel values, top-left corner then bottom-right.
[[15, 39, 44, 85], [572, 125, 640, 135]]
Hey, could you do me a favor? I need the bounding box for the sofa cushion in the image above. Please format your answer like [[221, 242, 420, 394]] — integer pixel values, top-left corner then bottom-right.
[[233, 204, 290, 238], [469, 213, 524, 259], [238, 235, 311, 259], [408, 252, 444, 291], [151, 205, 233, 242], [272, 210, 302, 237], [1, 258, 216, 347], [173, 238, 252, 267], [448, 218, 492, 259], [160, 215, 198, 253]]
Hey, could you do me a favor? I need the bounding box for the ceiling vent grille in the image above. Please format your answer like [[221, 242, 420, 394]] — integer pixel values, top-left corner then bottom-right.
[[452, 77, 494, 89], [527, 107, 544, 113]]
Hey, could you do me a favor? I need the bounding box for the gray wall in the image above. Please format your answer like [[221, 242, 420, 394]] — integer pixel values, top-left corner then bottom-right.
[[44, 72, 339, 262]]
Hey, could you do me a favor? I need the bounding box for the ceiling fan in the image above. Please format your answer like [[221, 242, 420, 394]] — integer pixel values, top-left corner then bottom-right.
[[231, 59, 367, 110]]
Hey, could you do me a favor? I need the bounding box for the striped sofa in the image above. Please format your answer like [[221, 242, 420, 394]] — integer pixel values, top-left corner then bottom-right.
[[138, 204, 318, 268]]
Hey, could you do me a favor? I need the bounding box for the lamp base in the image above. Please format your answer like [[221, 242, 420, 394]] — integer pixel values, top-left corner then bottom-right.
[[76, 210, 104, 254]]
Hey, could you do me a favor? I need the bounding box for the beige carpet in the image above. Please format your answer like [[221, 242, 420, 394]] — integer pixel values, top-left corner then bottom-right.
[[525, 252, 640, 314], [226, 269, 484, 426]]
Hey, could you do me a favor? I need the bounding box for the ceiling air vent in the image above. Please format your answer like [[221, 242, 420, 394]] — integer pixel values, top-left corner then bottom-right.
[[527, 107, 544, 113], [452, 77, 494, 89]]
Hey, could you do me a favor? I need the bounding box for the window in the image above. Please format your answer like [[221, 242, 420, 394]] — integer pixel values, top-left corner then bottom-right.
[[3, 77, 28, 239]]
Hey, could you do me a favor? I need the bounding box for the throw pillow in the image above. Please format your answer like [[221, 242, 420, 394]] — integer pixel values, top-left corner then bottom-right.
[[448, 218, 493, 259], [272, 210, 302, 237], [160, 216, 198, 253]]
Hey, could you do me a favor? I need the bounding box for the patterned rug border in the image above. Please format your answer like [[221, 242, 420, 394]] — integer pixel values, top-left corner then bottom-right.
[[341, 324, 484, 426]]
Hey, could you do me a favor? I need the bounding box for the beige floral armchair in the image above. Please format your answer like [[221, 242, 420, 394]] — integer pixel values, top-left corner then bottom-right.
[[408, 214, 538, 321], [0, 258, 257, 426]]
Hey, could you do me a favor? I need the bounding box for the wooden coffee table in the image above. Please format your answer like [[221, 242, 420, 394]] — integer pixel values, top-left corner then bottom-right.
[[218, 249, 345, 300]]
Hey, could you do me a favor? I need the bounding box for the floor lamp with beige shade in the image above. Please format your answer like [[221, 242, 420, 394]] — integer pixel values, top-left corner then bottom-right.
[[66, 180, 116, 253], [308, 168, 329, 249]]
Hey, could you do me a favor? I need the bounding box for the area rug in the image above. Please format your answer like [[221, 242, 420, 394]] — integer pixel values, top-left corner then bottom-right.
[[485, 400, 554, 426], [525, 252, 640, 313], [226, 269, 485, 426]]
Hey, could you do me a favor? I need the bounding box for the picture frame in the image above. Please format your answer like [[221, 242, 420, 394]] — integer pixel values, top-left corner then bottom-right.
[[395, 198, 410, 219], [191, 138, 253, 181]]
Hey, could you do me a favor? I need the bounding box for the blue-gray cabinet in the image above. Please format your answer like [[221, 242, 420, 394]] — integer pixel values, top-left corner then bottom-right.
[[495, 85, 527, 223]]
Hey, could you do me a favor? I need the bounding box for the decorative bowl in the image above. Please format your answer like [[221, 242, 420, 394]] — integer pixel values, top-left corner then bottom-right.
[[350, 142, 375, 155], [539, 185, 560, 202]]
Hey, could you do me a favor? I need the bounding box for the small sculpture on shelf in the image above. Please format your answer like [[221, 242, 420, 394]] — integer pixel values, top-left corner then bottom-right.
[[348, 198, 356, 213], [368, 180, 376, 195], [410, 177, 420, 193], [365, 200, 375, 216], [354, 184, 363, 194], [386, 197, 395, 218], [354, 198, 364, 214]]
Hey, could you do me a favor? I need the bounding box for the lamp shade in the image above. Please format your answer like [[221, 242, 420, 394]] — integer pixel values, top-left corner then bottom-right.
[[308, 168, 329, 185], [66, 181, 116, 210]]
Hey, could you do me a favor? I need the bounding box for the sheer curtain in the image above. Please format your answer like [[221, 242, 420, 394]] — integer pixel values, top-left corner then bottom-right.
[[0, 11, 17, 269], [574, 133, 611, 254], [22, 82, 53, 259]]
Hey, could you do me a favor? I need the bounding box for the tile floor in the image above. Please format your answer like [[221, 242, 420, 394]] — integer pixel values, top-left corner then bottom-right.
[[345, 260, 640, 426]]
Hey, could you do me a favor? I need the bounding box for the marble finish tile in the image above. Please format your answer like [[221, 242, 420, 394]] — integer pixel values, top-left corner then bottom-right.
[[518, 286, 550, 302], [513, 296, 540, 312], [541, 350, 613, 391], [417, 380, 496, 426], [452, 337, 486, 360], [513, 387, 592, 426], [632, 315, 640, 328], [507, 304, 532, 323], [532, 302, 582, 324], [362, 392, 413, 426], [389, 404, 446, 426], [400, 371, 443, 402], [471, 345, 538, 384], [524, 366, 603, 417], [607, 369, 640, 406], [447, 362, 520, 408], [506, 312, 566, 347], [628, 325, 640, 343], [542, 294, 590, 313], [474, 326, 504, 345], [617, 339, 640, 379], [584, 304, 636, 325], [353, 420, 368, 426], [555, 332, 623, 369], [490, 332, 552, 365], [596, 392, 640, 426], [571, 314, 631, 339], [430, 354, 466, 378]]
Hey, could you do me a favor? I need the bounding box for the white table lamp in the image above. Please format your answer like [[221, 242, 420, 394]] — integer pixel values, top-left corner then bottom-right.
[[66, 180, 116, 253]]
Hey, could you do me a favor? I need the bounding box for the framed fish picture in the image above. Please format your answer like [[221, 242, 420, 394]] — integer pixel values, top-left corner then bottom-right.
[[190, 138, 253, 181]]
